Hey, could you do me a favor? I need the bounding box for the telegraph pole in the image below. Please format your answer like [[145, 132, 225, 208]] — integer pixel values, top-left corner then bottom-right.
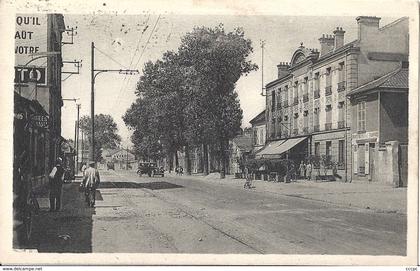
[[90, 42, 95, 163], [89, 42, 139, 163], [76, 103, 80, 172]]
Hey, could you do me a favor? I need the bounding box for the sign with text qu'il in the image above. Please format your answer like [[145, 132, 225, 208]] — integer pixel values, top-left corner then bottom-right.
[[15, 14, 48, 66]]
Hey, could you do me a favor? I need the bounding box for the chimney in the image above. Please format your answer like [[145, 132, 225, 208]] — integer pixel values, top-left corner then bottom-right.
[[318, 34, 335, 56], [277, 62, 290, 79], [333, 27, 345, 50], [356, 16, 381, 41]]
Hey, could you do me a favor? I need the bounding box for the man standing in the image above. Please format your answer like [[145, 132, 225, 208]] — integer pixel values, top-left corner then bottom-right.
[[306, 162, 312, 181], [83, 161, 100, 207], [48, 158, 65, 212]]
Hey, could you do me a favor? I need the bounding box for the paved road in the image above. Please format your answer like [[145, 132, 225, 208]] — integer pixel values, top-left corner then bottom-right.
[[32, 169, 406, 254]]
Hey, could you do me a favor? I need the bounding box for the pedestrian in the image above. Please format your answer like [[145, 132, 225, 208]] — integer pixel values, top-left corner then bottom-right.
[[299, 161, 306, 180], [306, 162, 312, 180], [48, 157, 65, 212], [83, 161, 100, 207], [81, 162, 87, 177]]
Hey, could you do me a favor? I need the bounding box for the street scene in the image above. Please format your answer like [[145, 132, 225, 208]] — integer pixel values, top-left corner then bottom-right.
[[12, 12, 409, 257]]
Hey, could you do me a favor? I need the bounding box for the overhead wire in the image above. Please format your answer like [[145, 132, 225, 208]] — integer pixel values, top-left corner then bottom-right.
[[95, 45, 129, 69], [114, 14, 161, 107]]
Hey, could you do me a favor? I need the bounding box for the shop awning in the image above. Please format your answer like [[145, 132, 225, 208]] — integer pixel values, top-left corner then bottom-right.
[[255, 139, 286, 158], [255, 136, 307, 159]]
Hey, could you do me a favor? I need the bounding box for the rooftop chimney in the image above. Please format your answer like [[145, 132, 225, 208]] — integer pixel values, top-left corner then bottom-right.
[[318, 34, 335, 56], [277, 62, 290, 79], [333, 27, 345, 50], [356, 16, 381, 41]]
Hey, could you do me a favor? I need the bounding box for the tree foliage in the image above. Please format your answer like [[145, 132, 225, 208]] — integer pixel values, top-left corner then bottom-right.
[[79, 114, 122, 161], [123, 24, 257, 177]]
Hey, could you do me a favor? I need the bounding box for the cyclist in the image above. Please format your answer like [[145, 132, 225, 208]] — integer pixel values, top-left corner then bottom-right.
[[83, 161, 100, 207]]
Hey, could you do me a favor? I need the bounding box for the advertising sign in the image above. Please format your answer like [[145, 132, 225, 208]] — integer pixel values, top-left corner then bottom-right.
[[30, 115, 49, 129], [14, 14, 48, 65], [14, 66, 46, 85]]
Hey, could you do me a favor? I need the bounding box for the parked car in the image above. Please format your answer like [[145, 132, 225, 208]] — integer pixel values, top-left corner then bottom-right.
[[107, 162, 115, 170], [137, 162, 164, 177]]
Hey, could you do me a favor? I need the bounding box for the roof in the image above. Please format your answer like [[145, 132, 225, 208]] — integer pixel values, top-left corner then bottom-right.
[[347, 67, 408, 96], [249, 110, 266, 125], [232, 135, 253, 152]]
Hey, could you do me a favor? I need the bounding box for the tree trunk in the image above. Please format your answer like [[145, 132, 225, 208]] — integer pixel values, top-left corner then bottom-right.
[[203, 144, 209, 175], [168, 152, 173, 172], [220, 139, 226, 179], [185, 145, 191, 175], [174, 151, 179, 168]]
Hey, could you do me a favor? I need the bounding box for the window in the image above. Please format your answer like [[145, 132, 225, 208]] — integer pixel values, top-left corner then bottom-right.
[[314, 72, 320, 90], [314, 142, 320, 157], [271, 90, 276, 111], [271, 118, 276, 138], [338, 62, 345, 82], [304, 77, 308, 94], [303, 110, 308, 130], [357, 101, 366, 132], [253, 129, 258, 145], [338, 140, 345, 166], [326, 67, 332, 87], [338, 102, 345, 128], [326, 141, 332, 157], [325, 104, 332, 125]]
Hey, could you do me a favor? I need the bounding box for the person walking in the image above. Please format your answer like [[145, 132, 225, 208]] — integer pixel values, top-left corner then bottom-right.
[[48, 158, 65, 212], [83, 161, 100, 207], [299, 161, 306, 180], [306, 162, 312, 180]]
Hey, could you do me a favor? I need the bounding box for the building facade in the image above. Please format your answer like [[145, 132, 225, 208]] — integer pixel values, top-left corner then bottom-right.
[[263, 16, 408, 182], [249, 110, 266, 153], [14, 14, 66, 188], [348, 63, 408, 186]]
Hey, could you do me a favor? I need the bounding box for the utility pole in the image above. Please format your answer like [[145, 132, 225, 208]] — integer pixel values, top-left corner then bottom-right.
[[81, 130, 84, 166], [261, 40, 266, 97], [76, 104, 80, 173], [90, 42, 95, 163], [89, 42, 139, 164], [126, 145, 129, 170]]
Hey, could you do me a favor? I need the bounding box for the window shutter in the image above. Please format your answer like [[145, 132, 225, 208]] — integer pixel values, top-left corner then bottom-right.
[[353, 145, 358, 174], [364, 143, 370, 175]]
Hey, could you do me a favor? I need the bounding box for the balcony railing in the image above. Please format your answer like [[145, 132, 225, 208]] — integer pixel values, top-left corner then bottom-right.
[[283, 100, 288, 107], [314, 89, 320, 99], [338, 120, 345, 129], [337, 81, 346, 92], [303, 94, 309, 103], [325, 86, 332, 96], [293, 97, 299, 105], [292, 128, 298, 135], [277, 103, 282, 110], [302, 127, 309, 134], [282, 131, 289, 138], [325, 123, 332, 131], [313, 124, 320, 132]]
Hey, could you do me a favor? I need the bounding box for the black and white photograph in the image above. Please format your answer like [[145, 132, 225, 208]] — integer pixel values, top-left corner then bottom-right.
[[0, 0, 418, 267]]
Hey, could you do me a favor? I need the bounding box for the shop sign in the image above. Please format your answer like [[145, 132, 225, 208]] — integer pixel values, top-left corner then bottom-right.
[[30, 115, 49, 128], [14, 66, 46, 85]]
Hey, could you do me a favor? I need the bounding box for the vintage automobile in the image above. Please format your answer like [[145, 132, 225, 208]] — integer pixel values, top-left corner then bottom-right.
[[137, 162, 164, 177], [107, 161, 115, 170]]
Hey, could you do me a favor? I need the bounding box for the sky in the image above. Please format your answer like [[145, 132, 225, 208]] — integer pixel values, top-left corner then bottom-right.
[[59, 14, 397, 147]]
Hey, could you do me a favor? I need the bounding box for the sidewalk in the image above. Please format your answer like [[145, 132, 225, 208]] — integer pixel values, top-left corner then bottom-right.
[[167, 172, 407, 214]]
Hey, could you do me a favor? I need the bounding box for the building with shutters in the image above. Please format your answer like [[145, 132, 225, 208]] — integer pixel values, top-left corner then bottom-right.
[[261, 16, 408, 182]]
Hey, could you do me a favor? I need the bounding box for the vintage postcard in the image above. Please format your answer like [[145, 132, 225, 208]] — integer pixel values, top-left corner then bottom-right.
[[0, 0, 418, 266]]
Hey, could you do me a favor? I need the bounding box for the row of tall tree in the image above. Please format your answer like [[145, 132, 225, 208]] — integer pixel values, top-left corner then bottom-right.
[[123, 24, 258, 178]]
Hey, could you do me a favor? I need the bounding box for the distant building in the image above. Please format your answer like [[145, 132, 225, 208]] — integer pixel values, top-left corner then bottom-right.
[[262, 16, 408, 182], [347, 63, 408, 186], [229, 134, 253, 175], [101, 148, 136, 170], [249, 110, 266, 153]]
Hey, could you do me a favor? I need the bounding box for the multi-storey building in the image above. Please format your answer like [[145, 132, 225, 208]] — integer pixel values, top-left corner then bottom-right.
[[262, 16, 408, 182], [14, 14, 66, 187]]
